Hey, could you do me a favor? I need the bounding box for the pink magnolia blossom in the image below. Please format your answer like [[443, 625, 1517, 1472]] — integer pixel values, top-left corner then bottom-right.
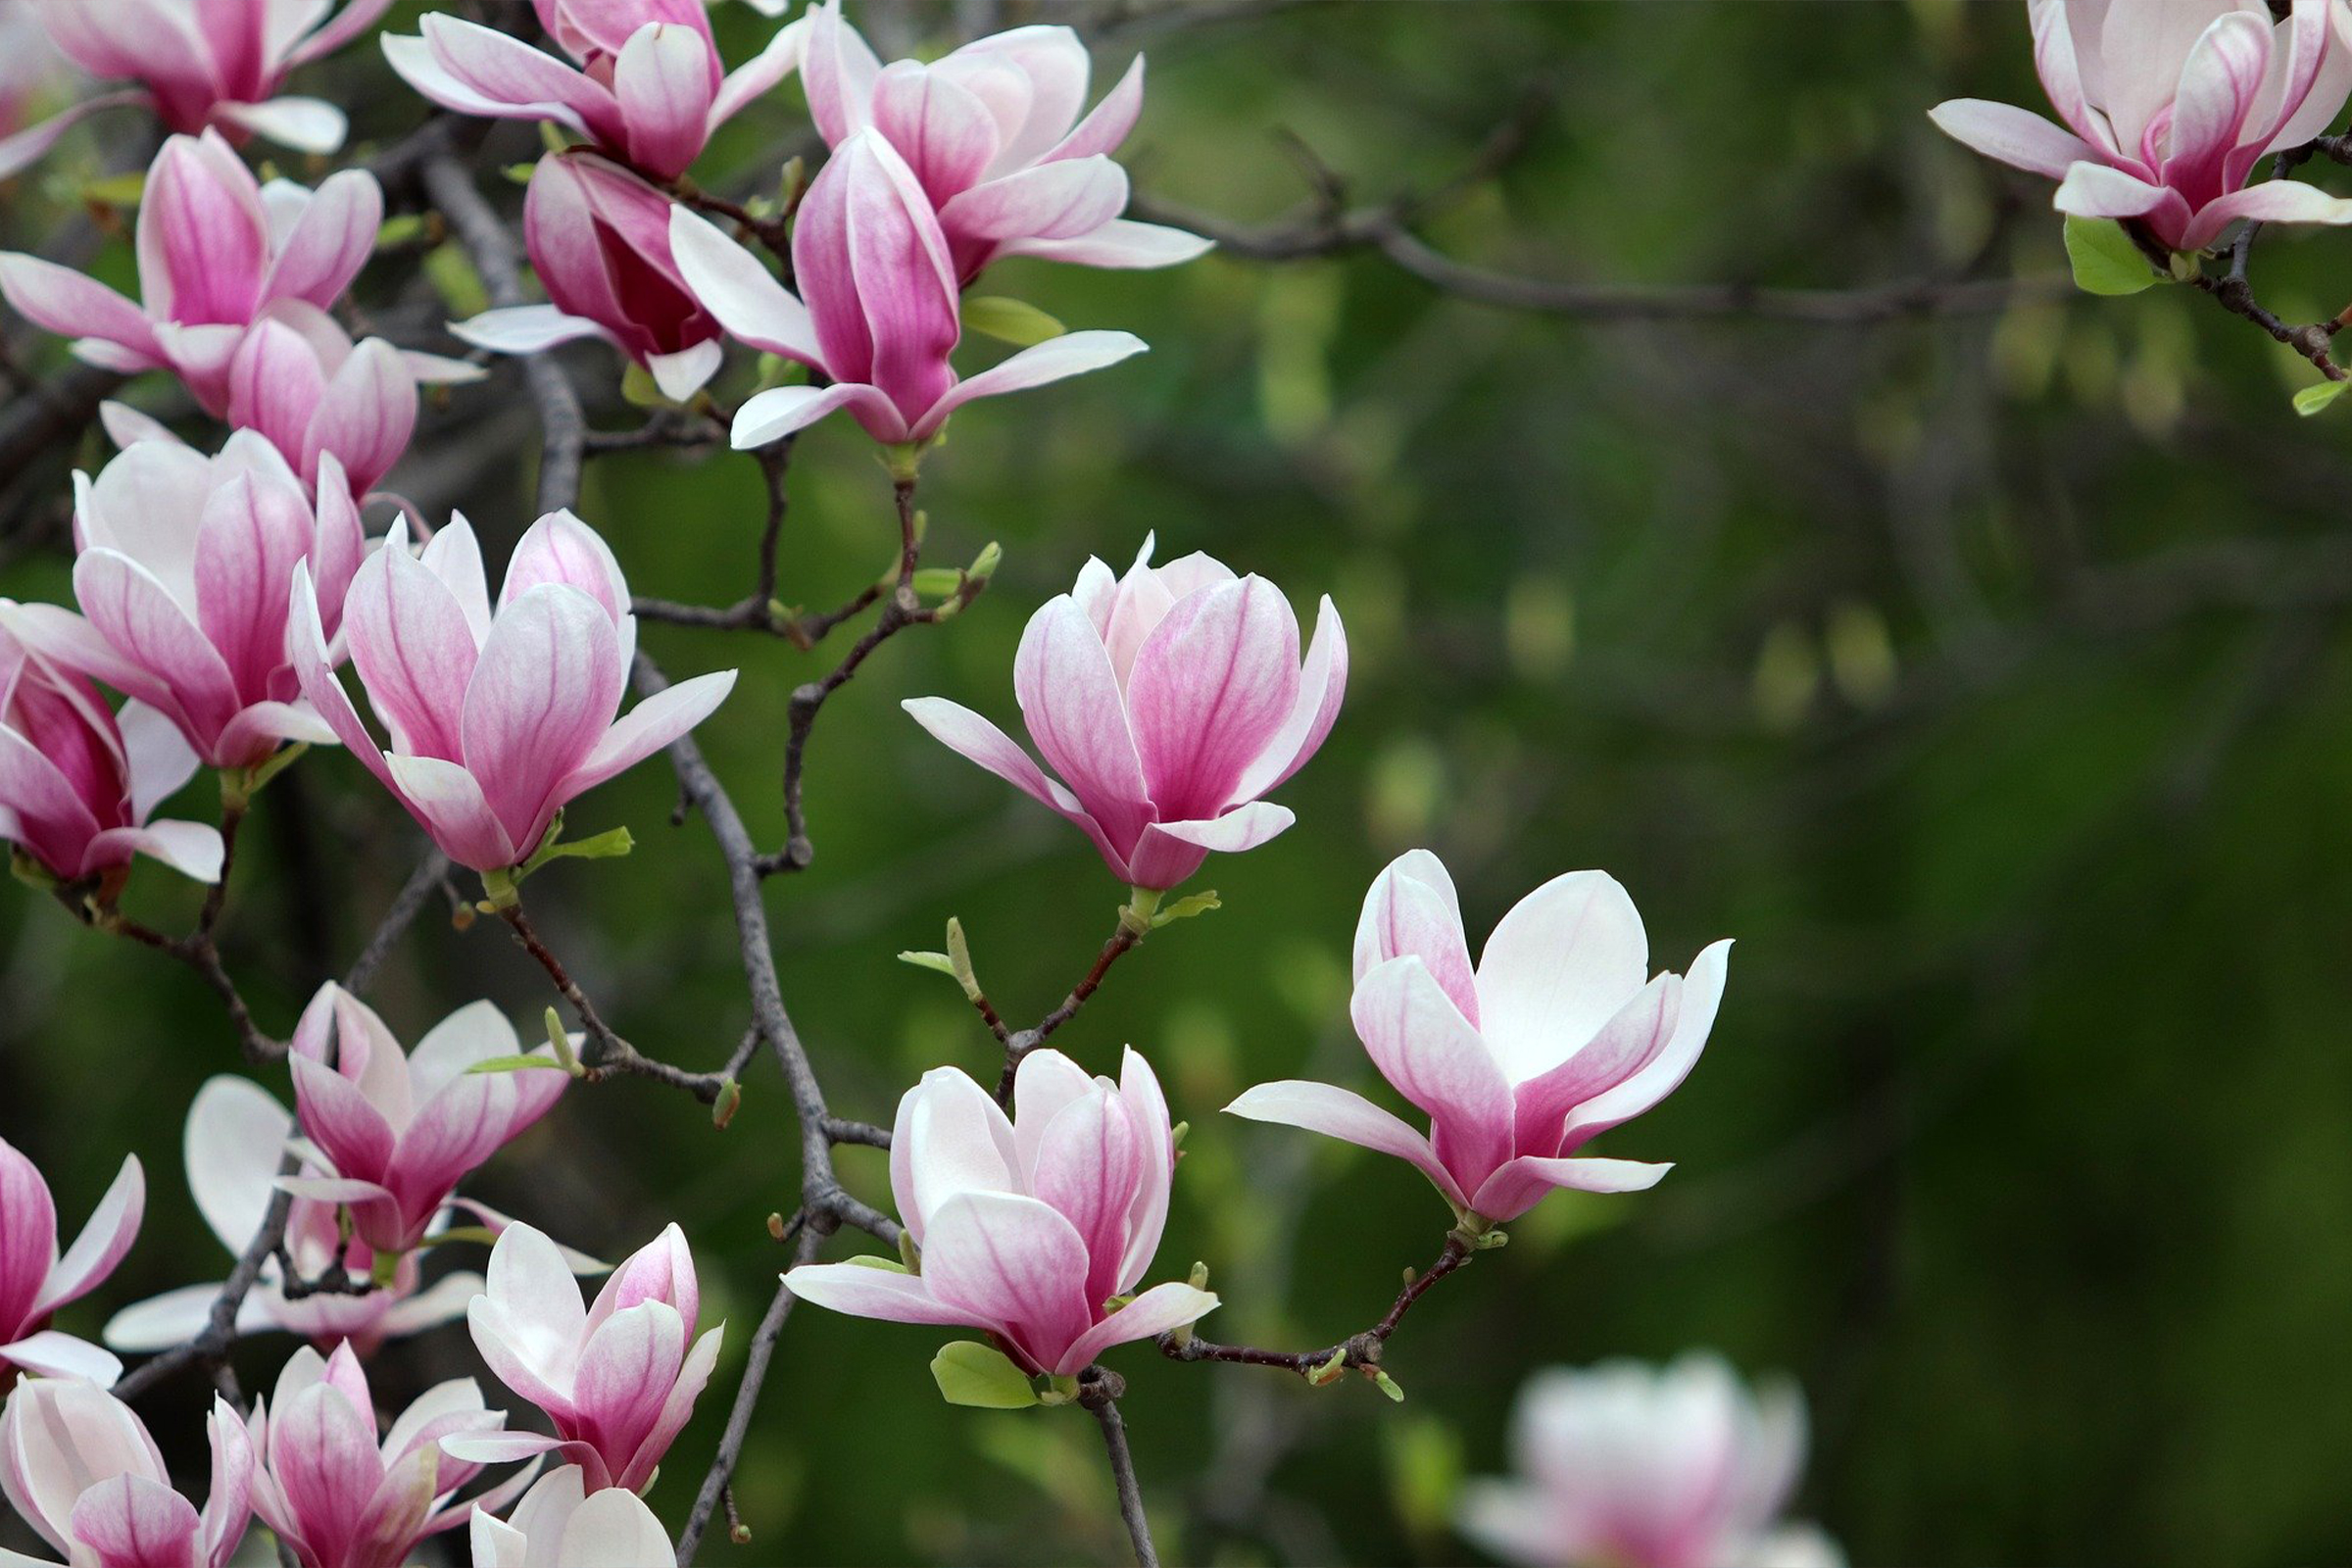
[[452, 152, 725, 403], [903, 536, 1345, 891], [0, 0, 386, 177], [1457, 1356, 1840, 1568], [801, 0, 1208, 281], [0, 603, 221, 887], [469, 1465, 673, 1568], [248, 1342, 533, 1568], [382, 0, 804, 182], [0, 131, 382, 417], [1930, 0, 2352, 253], [222, 313, 418, 497], [1, 432, 361, 773], [104, 1077, 483, 1359], [0, 1137, 142, 1386], [1227, 851, 1730, 1227], [279, 984, 568, 1256], [450, 1223, 721, 1494], [783, 1049, 1217, 1379], [0, 1380, 251, 1568], [289, 511, 738, 873], [668, 130, 1148, 449]]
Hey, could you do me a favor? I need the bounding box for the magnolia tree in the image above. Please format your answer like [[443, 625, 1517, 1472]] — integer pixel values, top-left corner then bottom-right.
[[0, 0, 2317, 1563]]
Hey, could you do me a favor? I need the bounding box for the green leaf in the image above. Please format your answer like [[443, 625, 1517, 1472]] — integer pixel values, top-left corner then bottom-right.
[[1152, 890, 1221, 928], [423, 242, 490, 319], [931, 1342, 1039, 1408], [962, 296, 1066, 347], [2294, 378, 2351, 416], [910, 567, 967, 597], [374, 215, 427, 251], [898, 950, 956, 977], [465, 1054, 573, 1075], [844, 1254, 910, 1274], [2063, 216, 2158, 297], [79, 172, 145, 208]]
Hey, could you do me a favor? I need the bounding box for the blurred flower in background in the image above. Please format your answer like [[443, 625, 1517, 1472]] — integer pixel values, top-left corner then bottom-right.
[[1458, 1354, 1840, 1568]]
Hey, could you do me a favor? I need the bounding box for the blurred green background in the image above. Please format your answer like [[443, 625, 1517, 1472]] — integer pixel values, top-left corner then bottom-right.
[[8, 2, 2352, 1564]]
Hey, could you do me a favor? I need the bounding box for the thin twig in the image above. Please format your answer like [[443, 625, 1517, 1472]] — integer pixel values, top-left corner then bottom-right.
[[993, 916, 1149, 1103], [341, 847, 452, 994], [1080, 1368, 1159, 1568], [1160, 1233, 1474, 1382], [499, 899, 736, 1103]]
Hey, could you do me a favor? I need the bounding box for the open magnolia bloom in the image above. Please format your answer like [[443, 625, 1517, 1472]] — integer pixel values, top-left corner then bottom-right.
[[783, 1049, 1218, 1379], [383, 0, 804, 181], [0, 1380, 252, 1568], [282, 984, 568, 1255], [0, 1137, 143, 1385], [0, 132, 394, 419], [451, 1224, 721, 1494], [1930, 0, 2352, 252], [451, 153, 726, 404], [290, 511, 737, 873], [2, 434, 361, 773], [248, 1342, 535, 1568], [105, 1077, 484, 1358], [0, 604, 222, 888], [470, 1465, 674, 1568], [799, 0, 1209, 280], [668, 130, 1148, 450], [1229, 851, 1730, 1228], [1458, 1356, 1841, 1568], [0, 0, 387, 176], [905, 535, 1345, 891]]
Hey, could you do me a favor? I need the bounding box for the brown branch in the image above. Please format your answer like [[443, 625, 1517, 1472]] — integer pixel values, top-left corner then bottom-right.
[[341, 848, 454, 994], [1079, 1368, 1160, 1568], [1159, 1232, 1474, 1384], [992, 913, 1150, 1103], [498, 898, 736, 1105], [113, 1172, 297, 1402]]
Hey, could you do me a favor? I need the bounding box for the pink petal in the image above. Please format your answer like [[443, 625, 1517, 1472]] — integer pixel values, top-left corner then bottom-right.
[[137, 131, 269, 325], [556, 668, 736, 801], [212, 97, 349, 154], [1052, 1281, 1216, 1377], [69, 1475, 203, 1568], [1927, 98, 2097, 178], [500, 511, 629, 618], [0, 253, 157, 359], [263, 169, 383, 311], [728, 382, 901, 446], [0, 93, 145, 181], [780, 1261, 972, 1327], [34, 1155, 144, 1317], [612, 1320, 719, 1493], [2179, 175, 2352, 249], [794, 131, 959, 420], [2161, 11, 2270, 176], [415, 15, 619, 142], [1123, 574, 1300, 819], [916, 329, 1147, 435], [384, 754, 518, 871], [710, 15, 808, 127], [938, 156, 1129, 245], [1230, 593, 1346, 802], [614, 23, 717, 179], [951, 24, 1090, 168], [1121, 802, 1294, 890], [998, 219, 1213, 270], [191, 470, 313, 704], [893, 1065, 1018, 1247], [288, 563, 401, 796], [1008, 1051, 1099, 1185], [85, 820, 225, 883], [1472, 869, 1649, 1084], [799, 0, 882, 146], [1353, 849, 1476, 1016], [1112, 1048, 1174, 1294], [75, 549, 245, 755], [871, 62, 1003, 205], [1467, 1154, 1672, 1224], [1223, 1079, 1466, 1211], [1027, 1087, 1142, 1308], [288, 1054, 399, 1182], [1561, 940, 1731, 1149], [458, 585, 623, 855], [916, 1191, 1096, 1375], [2, 1329, 124, 1385], [307, 336, 416, 494], [1509, 973, 1678, 1153], [1049, 55, 1144, 163], [2101, 0, 2240, 151], [899, 696, 1126, 874], [1351, 955, 1514, 1197], [342, 529, 477, 761], [570, 1301, 685, 1478], [665, 206, 822, 362], [226, 317, 328, 466], [1011, 594, 1152, 858]]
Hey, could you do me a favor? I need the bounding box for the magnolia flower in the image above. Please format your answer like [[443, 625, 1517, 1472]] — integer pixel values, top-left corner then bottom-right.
[[1458, 1356, 1840, 1568], [669, 131, 1148, 449], [1930, 0, 2352, 253], [248, 1342, 534, 1568], [0, 603, 221, 887], [1228, 851, 1730, 1227], [0, 0, 385, 176], [450, 1223, 721, 1494], [0, 433, 360, 774], [0, 1380, 251, 1568], [290, 511, 738, 873], [223, 315, 417, 497], [904, 536, 1344, 891], [801, 0, 1207, 281], [469, 1465, 674, 1568], [0, 131, 382, 416], [452, 153, 725, 403], [105, 1077, 483, 1357], [383, 0, 804, 181], [784, 1049, 1217, 1378], [281, 984, 568, 1256], [0, 1136, 142, 1385]]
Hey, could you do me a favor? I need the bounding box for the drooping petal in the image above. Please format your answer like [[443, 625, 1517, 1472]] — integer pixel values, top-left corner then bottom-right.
[[665, 206, 823, 362], [555, 668, 737, 801], [898, 697, 1124, 872], [0, 254, 158, 359], [1051, 1280, 1216, 1376], [1120, 803, 1296, 891], [1927, 98, 2098, 177], [2177, 175, 2352, 248], [779, 1262, 973, 1327], [1223, 1079, 1468, 1211], [999, 219, 1214, 270], [914, 329, 1148, 436], [1467, 1153, 1673, 1224]]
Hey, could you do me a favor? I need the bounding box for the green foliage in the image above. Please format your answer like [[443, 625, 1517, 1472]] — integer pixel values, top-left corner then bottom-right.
[[930, 1343, 1041, 1409], [2064, 217, 2160, 297]]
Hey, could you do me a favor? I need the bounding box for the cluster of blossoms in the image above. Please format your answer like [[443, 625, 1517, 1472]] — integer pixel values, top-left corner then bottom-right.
[[0, 0, 1827, 1564]]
